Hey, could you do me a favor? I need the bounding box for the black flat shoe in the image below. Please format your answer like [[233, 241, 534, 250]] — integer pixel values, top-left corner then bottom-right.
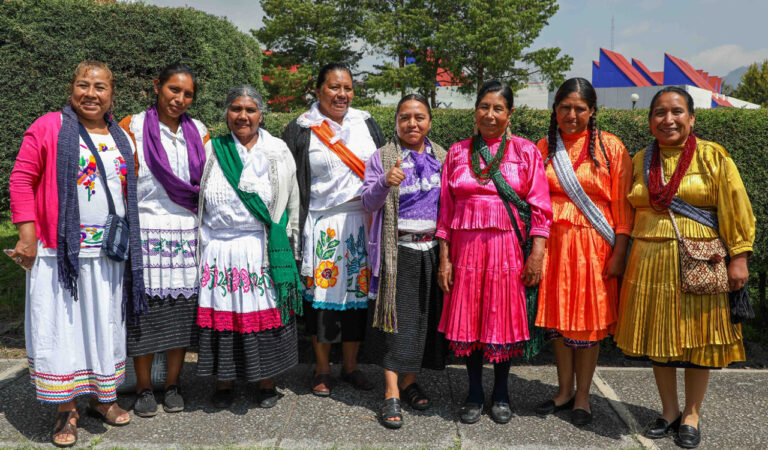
[[489, 402, 512, 424], [675, 424, 701, 449], [571, 408, 593, 426], [212, 389, 235, 409], [643, 413, 681, 439], [535, 397, 575, 416], [459, 401, 483, 424], [380, 398, 404, 429], [256, 387, 279, 409]]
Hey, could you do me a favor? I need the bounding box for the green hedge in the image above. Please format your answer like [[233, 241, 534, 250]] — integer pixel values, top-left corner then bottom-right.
[[254, 107, 768, 271], [0, 0, 263, 210]]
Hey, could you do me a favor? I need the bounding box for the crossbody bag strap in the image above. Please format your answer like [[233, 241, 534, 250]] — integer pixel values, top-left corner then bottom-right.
[[78, 123, 117, 216]]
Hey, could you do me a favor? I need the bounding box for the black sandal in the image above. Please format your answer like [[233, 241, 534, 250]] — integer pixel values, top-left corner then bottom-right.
[[380, 398, 404, 429], [400, 383, 431, 411]]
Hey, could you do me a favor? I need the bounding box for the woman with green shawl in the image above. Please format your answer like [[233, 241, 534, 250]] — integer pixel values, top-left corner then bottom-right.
[[196, 85, 302, 409]]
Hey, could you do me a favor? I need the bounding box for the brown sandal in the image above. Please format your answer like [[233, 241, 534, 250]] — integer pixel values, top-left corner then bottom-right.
[[87, 399, 131, 426], [52, 410, 78, 448], [311, 373, 332, 397]]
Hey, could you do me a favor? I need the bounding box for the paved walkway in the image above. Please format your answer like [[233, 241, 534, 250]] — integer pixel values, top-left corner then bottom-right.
[[0, 359, 766, 449]]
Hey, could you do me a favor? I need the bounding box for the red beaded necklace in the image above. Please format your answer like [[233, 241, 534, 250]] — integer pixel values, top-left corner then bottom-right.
[[647, 133, 697, 211]]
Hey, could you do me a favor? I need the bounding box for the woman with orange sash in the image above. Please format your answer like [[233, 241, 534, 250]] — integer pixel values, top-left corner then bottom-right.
[[534, 78, 633, 426], [283, 63, 386, 396]]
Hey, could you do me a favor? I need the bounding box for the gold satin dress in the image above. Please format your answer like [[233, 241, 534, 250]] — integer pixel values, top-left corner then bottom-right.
[[614, 139, 755, 367]]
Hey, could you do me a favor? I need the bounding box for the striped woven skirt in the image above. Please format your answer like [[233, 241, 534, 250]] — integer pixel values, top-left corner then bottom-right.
[[367, 244, 447, 373], [196, 319, 298, 382], [126, 293, 199, 357], [614, 238, 744, 368], [25, 249, 126, 403]]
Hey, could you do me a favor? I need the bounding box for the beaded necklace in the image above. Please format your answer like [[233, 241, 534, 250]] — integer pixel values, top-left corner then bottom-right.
[[470, 133, 506, 185]]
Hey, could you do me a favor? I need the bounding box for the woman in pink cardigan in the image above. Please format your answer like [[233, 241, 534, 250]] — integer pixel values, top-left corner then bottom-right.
[[436, 81, 552, 425], [9, 61, 144, 447]]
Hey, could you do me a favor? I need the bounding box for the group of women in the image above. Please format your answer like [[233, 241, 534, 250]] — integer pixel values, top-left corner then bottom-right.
[[9, 59, 754, 449]]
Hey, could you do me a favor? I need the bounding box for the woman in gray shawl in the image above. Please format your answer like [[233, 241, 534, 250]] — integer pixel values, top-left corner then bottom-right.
[[362, 94, 448, 429]]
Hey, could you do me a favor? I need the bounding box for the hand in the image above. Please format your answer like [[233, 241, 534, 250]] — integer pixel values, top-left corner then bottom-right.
[[11, 222, 37, 271], [385, 158, 405, 187], [438, 259, 454, 294], [521, 236, 545, 287], [602, 251, 626, 279], [728, 254, 749, 291], [521, 252, 543, 286]]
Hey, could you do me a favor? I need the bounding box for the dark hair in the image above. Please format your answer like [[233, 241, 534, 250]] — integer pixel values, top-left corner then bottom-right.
[[474, 80, 514, 111], [648, 86, 695, 118], [548, 77, 600, 167], [396, 93, 432, 119], [316, 63, 353, 90], [157, 62, 198, 99]]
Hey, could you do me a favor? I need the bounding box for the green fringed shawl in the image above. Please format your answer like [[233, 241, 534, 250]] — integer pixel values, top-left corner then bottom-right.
[[472, 135, 544, 359], [211, 134, 303, 324]]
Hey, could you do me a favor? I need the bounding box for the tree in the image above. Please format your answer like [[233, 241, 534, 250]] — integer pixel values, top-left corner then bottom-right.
[[360, 0, 452, 106], [733, 60, 768, 108], [362, 0, 571, 105], [254, 0, 365, 110], [439, 0, 572, 93]]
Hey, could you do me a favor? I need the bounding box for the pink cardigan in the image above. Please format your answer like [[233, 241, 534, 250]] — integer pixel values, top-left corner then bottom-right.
[[10, 112, 63, 249]]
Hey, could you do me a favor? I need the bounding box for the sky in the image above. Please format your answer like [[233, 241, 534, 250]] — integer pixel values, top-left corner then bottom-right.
[[140, 0, 768, 82]]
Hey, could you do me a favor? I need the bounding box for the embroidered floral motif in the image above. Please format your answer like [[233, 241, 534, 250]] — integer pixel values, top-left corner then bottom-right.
[[77, 154, 99, 201], [80, 224, 105, 247], [357, 267, 370, 294], [344, 225, 369, 298], [114, 156, 127, 197], [200, 259, 273, 297], [315, 260, 339, 288], [142, 237, 196, 257], [315, 227, 341, 260]]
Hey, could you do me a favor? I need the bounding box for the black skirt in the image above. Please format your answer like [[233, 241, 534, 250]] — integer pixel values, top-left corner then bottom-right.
[[303, 300, 368, 344], [126, 294, 199, 357], [196, 318, 298, 382], [366, 245, 447, 373]]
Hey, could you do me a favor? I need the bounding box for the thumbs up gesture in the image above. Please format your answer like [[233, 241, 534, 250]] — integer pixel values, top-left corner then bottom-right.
[[385, 157, 406, 187]]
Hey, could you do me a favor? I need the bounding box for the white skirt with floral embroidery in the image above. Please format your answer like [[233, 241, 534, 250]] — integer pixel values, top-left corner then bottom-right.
[[301, 200, 370, 311]]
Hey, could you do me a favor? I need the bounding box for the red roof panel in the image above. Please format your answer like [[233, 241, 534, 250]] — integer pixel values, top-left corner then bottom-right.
[[601, 48, 651, 86], [711, 94, 733, 107], [665, 53, 713, 90], [632, 58, 663, 85]]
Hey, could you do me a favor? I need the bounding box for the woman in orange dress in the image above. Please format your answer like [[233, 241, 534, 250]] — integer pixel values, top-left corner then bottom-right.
[[534, 78, 633, 426]]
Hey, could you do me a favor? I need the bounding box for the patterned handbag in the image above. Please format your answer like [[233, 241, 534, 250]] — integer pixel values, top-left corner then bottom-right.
[[668, 210, 729, 295]]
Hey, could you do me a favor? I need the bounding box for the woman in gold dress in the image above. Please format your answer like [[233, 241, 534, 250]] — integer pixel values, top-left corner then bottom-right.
[[615, 86, 754, 449]]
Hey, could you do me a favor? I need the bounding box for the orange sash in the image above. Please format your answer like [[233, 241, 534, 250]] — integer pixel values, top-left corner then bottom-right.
[[310, 121, 366, 180]]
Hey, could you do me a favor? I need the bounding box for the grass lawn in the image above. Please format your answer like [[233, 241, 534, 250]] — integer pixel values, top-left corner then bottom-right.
[[0, 217, 26, 358]]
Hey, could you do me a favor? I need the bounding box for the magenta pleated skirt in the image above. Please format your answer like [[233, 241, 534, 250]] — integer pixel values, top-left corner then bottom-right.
[[437, 228, 530, 349]]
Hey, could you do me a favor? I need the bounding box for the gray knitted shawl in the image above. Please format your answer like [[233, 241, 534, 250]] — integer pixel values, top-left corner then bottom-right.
[[57, 105, 146, 324], [372, 136, 447, 333]]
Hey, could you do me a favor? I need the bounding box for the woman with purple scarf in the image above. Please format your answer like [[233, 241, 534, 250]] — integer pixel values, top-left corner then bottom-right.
[[118, 63, 209, 417], [362, 94, 448, 429]]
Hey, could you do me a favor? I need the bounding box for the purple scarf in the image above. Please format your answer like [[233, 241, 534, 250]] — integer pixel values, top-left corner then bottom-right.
[[142, 104, 206, 212]]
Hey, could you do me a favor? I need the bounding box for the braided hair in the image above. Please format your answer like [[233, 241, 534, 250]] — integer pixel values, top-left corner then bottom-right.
[[549, 77, 600, 167]]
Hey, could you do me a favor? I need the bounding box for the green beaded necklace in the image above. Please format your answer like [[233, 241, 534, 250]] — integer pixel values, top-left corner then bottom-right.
[[471, 133, 507, 185]]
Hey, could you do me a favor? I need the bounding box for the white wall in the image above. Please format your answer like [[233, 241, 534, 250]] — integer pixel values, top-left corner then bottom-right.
[[595, 85, 760, 109], [374, 83, 552, 109]]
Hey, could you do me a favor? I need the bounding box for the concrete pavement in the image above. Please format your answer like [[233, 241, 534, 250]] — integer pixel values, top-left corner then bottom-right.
[[0, 358, 766, 449]]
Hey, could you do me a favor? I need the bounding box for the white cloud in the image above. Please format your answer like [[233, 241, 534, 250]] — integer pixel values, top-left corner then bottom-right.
[[689, 45, 768, 75], [619, 21, 650, 37]]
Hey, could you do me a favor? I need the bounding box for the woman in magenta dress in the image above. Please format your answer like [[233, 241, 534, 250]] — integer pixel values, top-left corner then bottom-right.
[[436, 80, 552, 424]]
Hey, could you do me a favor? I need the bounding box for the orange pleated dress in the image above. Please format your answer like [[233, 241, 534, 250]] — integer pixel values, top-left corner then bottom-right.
[[535, 130, 634, 342]]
